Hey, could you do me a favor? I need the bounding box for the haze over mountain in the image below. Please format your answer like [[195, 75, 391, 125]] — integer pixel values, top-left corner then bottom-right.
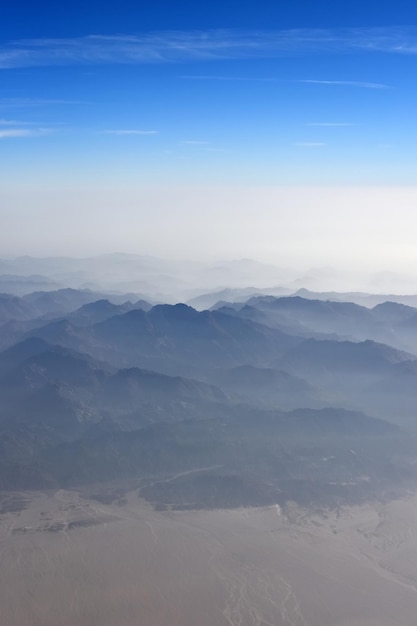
[[1, 283, 417, 510], [4, 0, 417, 622], [0, 333, 408, 507], [4, 254, 417, 305]]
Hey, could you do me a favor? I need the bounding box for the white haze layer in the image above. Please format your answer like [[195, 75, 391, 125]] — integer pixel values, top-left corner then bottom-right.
[[2, 185, 417, 293]]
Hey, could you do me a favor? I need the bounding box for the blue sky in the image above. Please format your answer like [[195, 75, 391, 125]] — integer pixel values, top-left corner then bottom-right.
[[1, 0, 417, 276]]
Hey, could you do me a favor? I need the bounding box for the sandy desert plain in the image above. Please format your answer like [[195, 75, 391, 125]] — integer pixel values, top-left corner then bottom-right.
[[2, 487, 417, 626]]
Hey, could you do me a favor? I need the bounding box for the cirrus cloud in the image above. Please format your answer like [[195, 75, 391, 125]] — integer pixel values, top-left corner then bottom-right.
[[0, 128, 51, 138], [101, 129, 159, 135], [0, 27, 417, 69]]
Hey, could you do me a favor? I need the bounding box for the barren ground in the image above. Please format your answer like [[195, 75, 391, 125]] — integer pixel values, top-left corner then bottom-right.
[[2, 488, 417, 626]]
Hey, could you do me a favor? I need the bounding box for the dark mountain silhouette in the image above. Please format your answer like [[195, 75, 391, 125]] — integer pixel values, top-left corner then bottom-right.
[[0, 336, 51, 377], [95, 303, 301, 374], [24, 303, 299, 376], [21, 288, 128, 316], [0, 274, 62, 296]]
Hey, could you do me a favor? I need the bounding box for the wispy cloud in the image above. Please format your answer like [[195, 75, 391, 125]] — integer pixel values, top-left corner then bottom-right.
[[298, 79, 389, 89], [0, 27, 417, 69], [0, 128, 51, 138], [101, 129, 158, 135], [0, 98, 86, 108], [306, 122, 357, 126], [181, 75, 279, 81], [0, 129, 31, 138], [294, 142, 326, 147], [183, 76, 389, 89], [0, 118, 59, 127], [0, 118, 33, 125]]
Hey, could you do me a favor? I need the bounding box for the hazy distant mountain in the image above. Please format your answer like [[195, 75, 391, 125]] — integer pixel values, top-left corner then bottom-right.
[[214, 303, 278, 328], [4, 254, 417, 307], [215, 302, 336, 338], [211, 364, 321, 409], [0, 254, 298, 302], [100, 367, 230, 421], [0, 293, 39, 324], [64, 299, 152, 325], [246, 296, 382, 340], [22, 319, 88, 351], [271, 337, 417, 415], [2, 283, 417, 509], [358, 359, 417, 422], [223, 295, 417, 354], [278, 338, 414, 381], [294, 288, 417, 308], [0, 288, 147, 325], [0, 318, 57, 351], [62, 299, 133, 326], [0, 289, 152, 350], [0, 274, 62, 296], [372, 301, 417, 324], [25, 303, 300, 376], [21, 288, 138, 316], [187, 286, 292, 311]]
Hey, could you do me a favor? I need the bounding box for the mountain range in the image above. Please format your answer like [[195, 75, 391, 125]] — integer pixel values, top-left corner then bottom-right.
[[1, 286, 417, 509]]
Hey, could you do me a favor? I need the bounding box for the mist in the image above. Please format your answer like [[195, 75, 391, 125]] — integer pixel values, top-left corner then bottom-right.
[[2, 185, 417, 288]]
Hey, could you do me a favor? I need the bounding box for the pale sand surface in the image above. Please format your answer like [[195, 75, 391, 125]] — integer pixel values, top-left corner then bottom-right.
[[2, 489, 417, 626]]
